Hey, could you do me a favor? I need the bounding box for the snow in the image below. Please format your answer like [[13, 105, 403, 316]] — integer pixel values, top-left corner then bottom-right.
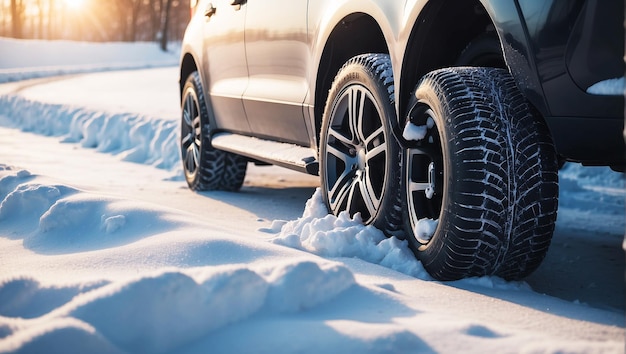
[[0, 79, 182, 177], [403, 117, 435, 142], [0, 38, 624, 353], [272, 191, 430, 279], [413, 218, 439, 242], [0, 37, 179, 83], [587, 77, 625, 96], [403, 122, 428, 141]]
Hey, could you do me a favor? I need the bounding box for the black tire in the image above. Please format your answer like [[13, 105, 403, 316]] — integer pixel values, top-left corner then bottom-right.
[[403, 67, 559, 281], [455, 33, 505, 68], [180, 71, 247, 191], [320, 54, 403, 235]]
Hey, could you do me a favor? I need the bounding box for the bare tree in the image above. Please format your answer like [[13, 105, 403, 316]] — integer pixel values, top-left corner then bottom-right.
[[2, 0, 189, 43], [48, 0, 55, 39], [148, 0, 163, 41], [160, 0, 173, 51], [122, 0, 144, 42], [35, 0, 43, 38], [10, 0, 25, 38], [1, 1, 6, 37]]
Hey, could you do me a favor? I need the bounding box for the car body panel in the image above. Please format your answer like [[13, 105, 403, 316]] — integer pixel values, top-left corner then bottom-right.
[[180, 0, 624, 169], [243, 0, 311, 145], [200, 0, 250, 133], [516, 0, 624, 165]]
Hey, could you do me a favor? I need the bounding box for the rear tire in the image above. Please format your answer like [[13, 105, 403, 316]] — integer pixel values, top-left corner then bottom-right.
[[403, 67, 559, 280], [180, 72, 247, 191], [455, 33, 505, 68]]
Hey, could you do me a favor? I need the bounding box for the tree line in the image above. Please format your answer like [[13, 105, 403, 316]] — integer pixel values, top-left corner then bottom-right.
[[1, 0, 190, 50]]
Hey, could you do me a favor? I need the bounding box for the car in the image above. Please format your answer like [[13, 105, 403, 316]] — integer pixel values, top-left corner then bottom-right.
[[178, 0, 624, 281]]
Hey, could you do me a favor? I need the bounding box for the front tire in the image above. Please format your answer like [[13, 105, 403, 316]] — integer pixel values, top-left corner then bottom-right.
[[403, 67, 559, 280], [180, 72, 247, 191], [320, 54, 402, 234]]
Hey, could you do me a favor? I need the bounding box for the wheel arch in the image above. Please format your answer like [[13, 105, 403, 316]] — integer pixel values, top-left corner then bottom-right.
[[397, 0, 547, 136], [179, 52, 199, 102], [312, 10, 393, 150], [399, 1, 499, 122]]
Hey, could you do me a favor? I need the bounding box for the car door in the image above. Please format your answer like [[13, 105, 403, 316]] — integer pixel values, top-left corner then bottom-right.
[[201, 0, 251, 133], [242, 0, 311, 146]]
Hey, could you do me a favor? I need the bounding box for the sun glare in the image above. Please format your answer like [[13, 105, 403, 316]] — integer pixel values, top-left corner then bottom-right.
[[63, 0, 86, 10]]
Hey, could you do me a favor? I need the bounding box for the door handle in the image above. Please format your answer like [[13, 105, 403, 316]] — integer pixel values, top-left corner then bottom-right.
[[231, 0, 245, 10], [204, 3, 216, 18]]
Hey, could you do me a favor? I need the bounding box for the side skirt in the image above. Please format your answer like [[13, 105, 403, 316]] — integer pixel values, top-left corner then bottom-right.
[[211, 133, 319, 176]]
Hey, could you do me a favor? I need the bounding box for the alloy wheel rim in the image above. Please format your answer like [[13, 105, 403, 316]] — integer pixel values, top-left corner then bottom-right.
[[324, 85, 388, 223], [406, 104, 444, 244], [181, 89, 202, 178]]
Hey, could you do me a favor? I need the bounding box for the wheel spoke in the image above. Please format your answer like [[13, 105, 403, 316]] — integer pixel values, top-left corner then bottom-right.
[[328, 125, 354, 148], [185, 143, 199, 172], [326, 143, 357, 167], [183, 108, 192, 127], [343, 179, 358, 216], [181, 133, 193, 147], [193, 116, 202, 144], [364, 126, 384, 147], [184, 95, 194, 126], [365, 142, 386, 162], [328, 170, 356, 211], [358, 171, 380, 216], [348, 87, 367, 143], [409, 181, 432, 192]]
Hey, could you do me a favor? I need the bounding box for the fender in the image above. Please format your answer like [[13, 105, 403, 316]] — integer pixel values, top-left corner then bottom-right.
[[480, 0, 549, 116], [179, 0, 208, 102], [395, 0, 546, 148], [307, 0, 405, 150], [308, 0, 403, 105]]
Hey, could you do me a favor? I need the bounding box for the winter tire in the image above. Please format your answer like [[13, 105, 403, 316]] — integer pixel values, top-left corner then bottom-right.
[[180, 71, 247, 191], [320, 54, 402, 234], [455, 33, 505, 68], [403, 67, 559, 281]]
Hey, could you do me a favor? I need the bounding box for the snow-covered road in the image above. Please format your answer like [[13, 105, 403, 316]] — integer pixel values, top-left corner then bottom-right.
[[0, 40, 623, 353]]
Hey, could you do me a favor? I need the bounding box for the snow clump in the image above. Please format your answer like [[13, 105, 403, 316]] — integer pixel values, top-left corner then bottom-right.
[[272, 189, 431, 280]]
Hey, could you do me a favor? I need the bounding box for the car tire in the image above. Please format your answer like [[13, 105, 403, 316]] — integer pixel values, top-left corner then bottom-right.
[[455, 32, 505, 68], [403, 67, 559, 280], [319, 54, 403, 235], [180, 71, 247, 191]]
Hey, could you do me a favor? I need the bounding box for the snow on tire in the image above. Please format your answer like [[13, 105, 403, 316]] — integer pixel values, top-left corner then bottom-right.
[[403, 67, 559, 281]]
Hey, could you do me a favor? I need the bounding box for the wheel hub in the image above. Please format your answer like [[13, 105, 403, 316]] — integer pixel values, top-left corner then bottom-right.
[[357, 147, 367, 170]]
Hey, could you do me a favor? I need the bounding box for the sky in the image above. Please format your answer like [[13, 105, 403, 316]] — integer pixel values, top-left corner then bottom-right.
[[0, 38, 623, 353]]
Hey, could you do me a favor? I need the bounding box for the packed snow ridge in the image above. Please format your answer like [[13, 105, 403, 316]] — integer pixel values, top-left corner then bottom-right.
[[0, 94, 182, 179]]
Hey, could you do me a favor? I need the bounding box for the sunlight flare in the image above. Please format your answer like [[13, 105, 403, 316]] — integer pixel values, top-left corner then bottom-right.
[[63, 0, 86, 10]]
